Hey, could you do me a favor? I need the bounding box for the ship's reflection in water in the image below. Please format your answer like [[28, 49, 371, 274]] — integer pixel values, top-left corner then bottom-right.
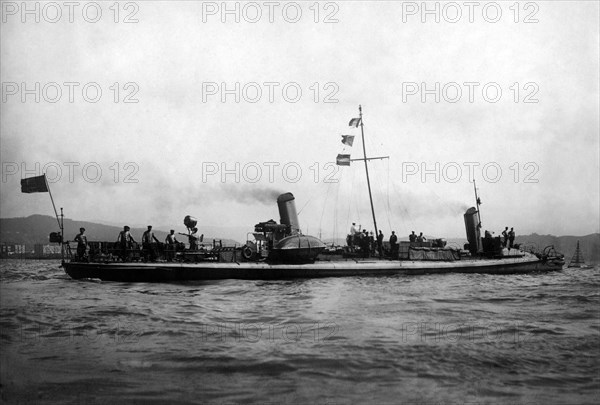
[[1, 260, 598, 404]]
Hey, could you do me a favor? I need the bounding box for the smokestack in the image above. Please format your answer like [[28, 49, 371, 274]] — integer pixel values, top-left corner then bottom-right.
[[277, 192, 300, 234], [463, 207, 482, 254]]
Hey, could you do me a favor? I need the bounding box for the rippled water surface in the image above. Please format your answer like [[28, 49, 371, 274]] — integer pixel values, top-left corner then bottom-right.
[[1, 260, 599, 404]]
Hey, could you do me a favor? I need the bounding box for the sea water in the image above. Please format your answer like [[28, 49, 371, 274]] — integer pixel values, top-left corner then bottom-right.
[[1, 260, 598, 404]]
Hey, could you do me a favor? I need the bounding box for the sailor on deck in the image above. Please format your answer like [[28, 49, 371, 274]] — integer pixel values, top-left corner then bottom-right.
[[142, 226, 160, 262], [74, 227, 88, 261], [165, 230, 179, 261], [189, 227, 203, 251], [349, 222, 360, 250], [165, 230, 179, 245], [117, 226, 136, 262], [389, 231, 398, 259], [360, 229, 369, 258], [502, 227, 509, 247], [377, 230, 384, 258], [508, 227, 515, 249]]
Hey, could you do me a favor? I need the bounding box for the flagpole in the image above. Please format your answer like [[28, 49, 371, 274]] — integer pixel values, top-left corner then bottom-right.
[[473, 179, 482, 228], [359, 105, 379, 238], [44, 175, 65, 263], [44, 175, 61, 229], [60, 207, 65, 265]]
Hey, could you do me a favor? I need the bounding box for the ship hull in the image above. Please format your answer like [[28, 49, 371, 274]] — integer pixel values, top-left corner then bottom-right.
[[63, 254, 564, 282]]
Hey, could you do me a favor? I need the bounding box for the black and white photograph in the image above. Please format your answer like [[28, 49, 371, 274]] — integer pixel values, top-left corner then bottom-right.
[[1, 1, 599, 403]]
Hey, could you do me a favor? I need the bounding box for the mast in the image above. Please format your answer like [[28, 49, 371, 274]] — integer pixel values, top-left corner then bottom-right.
[[569, 241, 584, 266], [473, 179, 482, 229], [60, 208, 65, 266], [43, 174, 65, 265], [359, 105, 378, 238], [45, 175, 61, 229]]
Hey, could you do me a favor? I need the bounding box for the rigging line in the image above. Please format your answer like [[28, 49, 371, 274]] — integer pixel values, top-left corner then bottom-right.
[[386, 158, 393, 232], [368, 160, 383, 225], [297, 197, 311, 216], [390, 177, 415, 233], [345, 164, 356, 226], [332, 183, 337, 242], [319, 178, 333, 231], [354, 172, 362, 227], [366, 127, 393, 233], [352, 165, 363, 227], [375, 159, 392, 230], [332, 168, 344, 242], [367, 157, 391, 234]]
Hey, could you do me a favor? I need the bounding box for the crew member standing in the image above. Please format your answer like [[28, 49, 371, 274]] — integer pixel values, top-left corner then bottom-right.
[[349, 222, 360, 249], [74, 227, 88, 261], [502, 227, 509, 248], [508, 227, 515, 250], [360, 230, 370, 258], [142, 225, 160, 262], [377, 230, 384, 258], [165, 230, 179, 262], [189, 227, 203, 251], [389, 231, 398, 259], [409, 231, 417, 242], [117, 226, 135, 262]]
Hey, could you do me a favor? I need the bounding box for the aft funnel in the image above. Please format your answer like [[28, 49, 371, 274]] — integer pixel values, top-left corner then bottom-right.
[[463, 207, 482, 254], [277, 192, 300, 234]]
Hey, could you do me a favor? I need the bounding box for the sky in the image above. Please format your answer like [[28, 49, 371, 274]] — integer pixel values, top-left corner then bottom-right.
[[1, 0, 599, 244]]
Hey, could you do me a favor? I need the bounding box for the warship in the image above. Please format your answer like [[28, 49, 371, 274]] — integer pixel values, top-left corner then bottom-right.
[[61, 106, 565, 282]]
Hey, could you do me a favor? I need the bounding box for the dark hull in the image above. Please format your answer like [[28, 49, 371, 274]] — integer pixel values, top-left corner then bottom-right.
[[63, 254, 564, 282]]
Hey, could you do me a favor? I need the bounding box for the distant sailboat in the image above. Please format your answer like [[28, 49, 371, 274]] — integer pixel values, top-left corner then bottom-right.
[[568, 241, 590, 268]]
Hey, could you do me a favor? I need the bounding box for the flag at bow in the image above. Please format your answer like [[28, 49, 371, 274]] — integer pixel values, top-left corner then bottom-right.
[[348, 117, 361, 128], [336, 154, 351, 166], [341, 135, 355, 147], [21, 174, 49, 193]]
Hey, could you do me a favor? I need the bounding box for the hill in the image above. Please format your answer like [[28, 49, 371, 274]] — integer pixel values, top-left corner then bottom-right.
[[0, 215, 241, 247]]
